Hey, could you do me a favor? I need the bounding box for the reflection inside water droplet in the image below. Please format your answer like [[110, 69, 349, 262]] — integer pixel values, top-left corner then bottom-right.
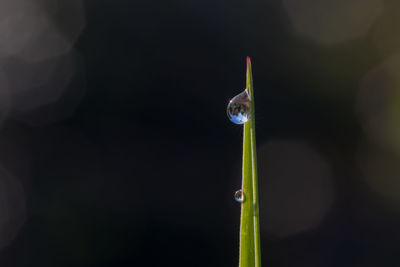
[[227, 90, 251, 124], [234, 189, 244, 203]]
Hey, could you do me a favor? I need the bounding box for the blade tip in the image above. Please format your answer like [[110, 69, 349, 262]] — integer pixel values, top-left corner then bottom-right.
[[246, 56, 251, 64]]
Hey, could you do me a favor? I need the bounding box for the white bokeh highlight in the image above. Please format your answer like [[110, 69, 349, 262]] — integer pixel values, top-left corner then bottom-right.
[[283, 0, 383, 44], [258, 140, 334, 237], [0, 0, 85, 61], [0, 0, 86, 126], [357, 54, 400, 151]]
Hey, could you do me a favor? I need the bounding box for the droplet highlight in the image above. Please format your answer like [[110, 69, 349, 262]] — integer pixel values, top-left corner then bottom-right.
[[234, 189, 244, 203], [227, 90, 251, 124]]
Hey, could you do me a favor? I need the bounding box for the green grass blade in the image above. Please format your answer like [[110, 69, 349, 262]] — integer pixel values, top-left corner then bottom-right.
[[239, 57, 261, 267]]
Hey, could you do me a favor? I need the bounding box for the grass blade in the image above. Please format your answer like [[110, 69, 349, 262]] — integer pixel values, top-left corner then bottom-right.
[[239, 57, 261, 267]]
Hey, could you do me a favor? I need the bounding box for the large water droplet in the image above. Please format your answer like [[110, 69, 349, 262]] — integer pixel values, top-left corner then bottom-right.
[[227, 90, 251, 124], [234, 189, 244, 203]]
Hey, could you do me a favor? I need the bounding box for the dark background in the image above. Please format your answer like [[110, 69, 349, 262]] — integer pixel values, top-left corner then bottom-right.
[[0, 0, 400, 266]]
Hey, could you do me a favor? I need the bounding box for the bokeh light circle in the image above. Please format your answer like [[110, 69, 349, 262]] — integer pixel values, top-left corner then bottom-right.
[[283, 0, 383, 44], [258, 140, 334, 237], [357, 54, 400, 151]]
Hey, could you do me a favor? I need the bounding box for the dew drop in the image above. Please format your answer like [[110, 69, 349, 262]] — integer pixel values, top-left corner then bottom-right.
[[227, 90, 251, 124], [234, 189, 244, 203]]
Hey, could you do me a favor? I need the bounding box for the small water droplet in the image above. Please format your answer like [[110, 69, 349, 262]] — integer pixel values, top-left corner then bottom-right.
[[227, 90, 251, 124], [234, 189, 244, 203]]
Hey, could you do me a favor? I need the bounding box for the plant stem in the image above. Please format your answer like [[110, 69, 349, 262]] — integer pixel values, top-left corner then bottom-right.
[[239, 57, 261, 267]]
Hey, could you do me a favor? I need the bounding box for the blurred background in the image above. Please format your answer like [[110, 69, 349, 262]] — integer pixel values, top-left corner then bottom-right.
[[0, 0, 399, 266]]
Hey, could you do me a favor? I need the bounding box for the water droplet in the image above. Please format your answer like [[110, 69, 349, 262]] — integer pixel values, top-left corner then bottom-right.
[[234, 189, 244, 203], [227, 90, 251, 124]]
